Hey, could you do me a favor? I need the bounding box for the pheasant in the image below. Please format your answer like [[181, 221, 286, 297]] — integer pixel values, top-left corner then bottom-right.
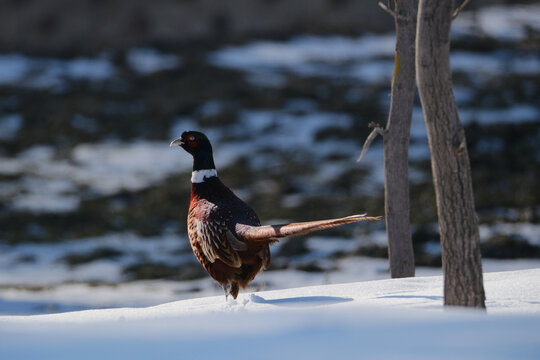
[[170, 131, 381, 299]]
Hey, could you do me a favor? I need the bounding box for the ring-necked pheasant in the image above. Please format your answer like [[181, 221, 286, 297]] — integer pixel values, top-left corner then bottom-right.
[[170, 131, 381, 299]]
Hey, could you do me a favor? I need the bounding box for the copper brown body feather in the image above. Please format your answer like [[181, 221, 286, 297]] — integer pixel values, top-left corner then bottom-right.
[[188, 177, 273, 299], [188, 177, 379, 299]]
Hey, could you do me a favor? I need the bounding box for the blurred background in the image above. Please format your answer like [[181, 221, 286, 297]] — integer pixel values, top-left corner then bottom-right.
[[1, 0, 539, 315]]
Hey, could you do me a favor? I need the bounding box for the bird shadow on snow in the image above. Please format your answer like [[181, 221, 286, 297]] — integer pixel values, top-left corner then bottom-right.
[[248, 294, 353, 307]]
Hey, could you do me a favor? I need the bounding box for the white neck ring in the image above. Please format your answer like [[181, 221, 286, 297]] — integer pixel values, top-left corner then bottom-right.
[[191, 169, 218, 183]]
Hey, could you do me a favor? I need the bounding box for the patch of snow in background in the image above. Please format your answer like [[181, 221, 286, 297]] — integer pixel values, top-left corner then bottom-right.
[[8, 176, 79, 213], [210, 30, 540, 87], [63, 58, 115, 80], [196, 100, 224, 118], [209, 34, 396, 85], [0, 139, 195, 212], [459, 105, 540, 125], [451, 51, 540, 82], [0, 55, 30, 85], [12, 193, 81, 213], [453, 85, 475, 105], [350, 60, 394, 84], [238, 110, 354, 149], [0, 114, 23, 140], [0, 145, 55, 175], [453, 4, 540, 41], [0, 141, 191, 213], [0, 233, 189, 286], [210, 34, 395, 70], [71, 141, 188, 193], [126, 48, 181, 75], [410, 104, 540, 143], [0, 54, 115, 89], [479, 223, 540, 246]]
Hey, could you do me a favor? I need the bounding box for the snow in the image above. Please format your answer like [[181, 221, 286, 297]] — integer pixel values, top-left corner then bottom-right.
[[0, 54, 115, 90], [209, 34, 395, 71], [458, 105, 540, 126], [405, 102, 540, 164], [350, 59, 395, 83], [238, 110, 354, 150], [451, 52, 540, 81], [209, 34, 397, 86], [0, 110, 360, 213], [479, 223, 540, 246], [407, 104, 539, 140], [0, 233, 189, 285], [453, 4, 540, 41], [196, 99, 224, 118], [0, 269, 539, 360], [209, 9, 540, 87], [0, 48, 177, 89], [0, 114, 23, 140], [0, 140, 192, 212], [0, 7, 539, 356], [71, 141, 188, 193], [126, 48, 181, 75], [12, 192, 81, 213]]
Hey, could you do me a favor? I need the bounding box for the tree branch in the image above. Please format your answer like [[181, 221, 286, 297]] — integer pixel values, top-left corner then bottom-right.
[[357, 125, 385, 162], [378, 1, 410, 21], [452, 0, 471, 20]]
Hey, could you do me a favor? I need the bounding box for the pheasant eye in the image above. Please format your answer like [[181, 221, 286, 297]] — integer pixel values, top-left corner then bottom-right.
[[187, 135, 198, 147]]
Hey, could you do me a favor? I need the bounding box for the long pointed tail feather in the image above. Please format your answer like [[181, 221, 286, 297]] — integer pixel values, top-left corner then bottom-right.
[[238, 214, 382, 242]]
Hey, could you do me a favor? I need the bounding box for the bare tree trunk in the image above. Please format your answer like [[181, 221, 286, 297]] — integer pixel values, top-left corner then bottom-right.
[[382, 0, 417, 278], [416, 0, 485, 307]]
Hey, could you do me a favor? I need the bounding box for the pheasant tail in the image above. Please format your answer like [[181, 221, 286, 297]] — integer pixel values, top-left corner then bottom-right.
[[239, 214, 382, 241]]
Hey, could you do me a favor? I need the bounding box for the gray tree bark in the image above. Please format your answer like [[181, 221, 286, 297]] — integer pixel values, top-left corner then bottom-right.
[[415, 0, 485, 307], [382, 0, 417, 278]]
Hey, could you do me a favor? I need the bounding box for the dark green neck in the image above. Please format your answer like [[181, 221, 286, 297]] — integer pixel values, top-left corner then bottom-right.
[[193, 149, 216, 171]]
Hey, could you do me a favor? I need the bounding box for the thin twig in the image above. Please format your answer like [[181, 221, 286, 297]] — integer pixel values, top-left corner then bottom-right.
[[357, 126, 385, 162], [452, 0, 471, 20], [378, 1, 410, 21]]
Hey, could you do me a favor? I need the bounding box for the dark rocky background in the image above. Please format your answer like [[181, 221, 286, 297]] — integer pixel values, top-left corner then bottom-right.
[[0, 0, 535, 55]]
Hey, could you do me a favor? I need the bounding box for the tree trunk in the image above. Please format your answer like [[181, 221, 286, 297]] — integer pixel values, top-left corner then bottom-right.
[[383, 0, 417, 278], [415, 0, 485, 307]]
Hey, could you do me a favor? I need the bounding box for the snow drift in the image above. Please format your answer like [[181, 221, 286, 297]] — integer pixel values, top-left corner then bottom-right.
[[1, 269, 539, 359]]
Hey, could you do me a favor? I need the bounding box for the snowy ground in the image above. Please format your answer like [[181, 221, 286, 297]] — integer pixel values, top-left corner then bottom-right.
[[1, 269, 539, 360]]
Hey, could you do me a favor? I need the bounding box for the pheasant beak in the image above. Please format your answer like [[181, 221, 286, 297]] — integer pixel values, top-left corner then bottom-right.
[[169, 138, 184, 147]]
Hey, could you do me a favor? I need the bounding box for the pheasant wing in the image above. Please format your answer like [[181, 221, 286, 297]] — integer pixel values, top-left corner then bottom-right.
[[195, 219, 248, 268]]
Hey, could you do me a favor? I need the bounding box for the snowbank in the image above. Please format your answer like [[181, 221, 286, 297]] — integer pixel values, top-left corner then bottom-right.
[[1, 269, 539, 359]]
